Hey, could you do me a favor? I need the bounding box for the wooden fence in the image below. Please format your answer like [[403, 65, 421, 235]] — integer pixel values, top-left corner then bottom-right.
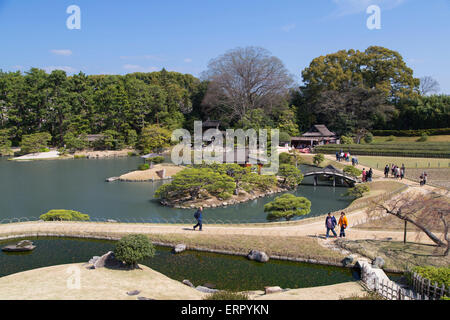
[[409, 272, 449, 300], [361, 266, 449, 300]]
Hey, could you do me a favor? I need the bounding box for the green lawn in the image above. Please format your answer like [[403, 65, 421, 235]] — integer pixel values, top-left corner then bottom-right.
[[369, 135, 450, 143], [357, 156, 450, 169]]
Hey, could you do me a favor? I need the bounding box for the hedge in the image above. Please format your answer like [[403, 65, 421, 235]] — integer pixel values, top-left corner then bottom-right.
[[410, 266, 450, 288], [371, 128, 450, 137], [314, 143, 450, 158], [40, 209, 90, 221]]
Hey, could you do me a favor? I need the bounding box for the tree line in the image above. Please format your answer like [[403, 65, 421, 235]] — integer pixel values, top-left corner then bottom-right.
[[0, 45, 448, 154]]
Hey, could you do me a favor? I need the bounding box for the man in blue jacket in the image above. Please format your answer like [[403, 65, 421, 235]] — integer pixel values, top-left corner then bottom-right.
[[193, 207, 203, 231], [325, 212, 337, 238]]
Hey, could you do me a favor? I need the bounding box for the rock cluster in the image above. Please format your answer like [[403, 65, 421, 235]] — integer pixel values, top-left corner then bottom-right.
[[87, 251, 126, 269], [247, 250, 269, 263], [372, 256, 385, 269], [1, 240, 36, 252], [173, 244, 187, 254]]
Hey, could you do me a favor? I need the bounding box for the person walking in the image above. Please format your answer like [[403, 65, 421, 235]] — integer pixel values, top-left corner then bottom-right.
[[325, 212, 337, 239], [400, 164, 405, 180], [384, 165, 389, 178], [362, 168, 366, 182], [338, 212, 348, 238], [193, 207, 203, 231], [367, 168, 373, 182], [423, 172, 428, 185]]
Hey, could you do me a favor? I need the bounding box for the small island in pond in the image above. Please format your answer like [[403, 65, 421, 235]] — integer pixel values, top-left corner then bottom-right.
[[154, 163, 304, 210]]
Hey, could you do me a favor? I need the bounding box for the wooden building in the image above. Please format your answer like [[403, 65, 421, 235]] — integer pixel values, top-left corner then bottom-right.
[[291, 124, 338, 148]]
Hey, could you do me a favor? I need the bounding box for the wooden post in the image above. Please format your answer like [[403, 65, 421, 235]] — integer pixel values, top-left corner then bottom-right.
[[404, 220, 407, 244], [333, 175, 336, 187]]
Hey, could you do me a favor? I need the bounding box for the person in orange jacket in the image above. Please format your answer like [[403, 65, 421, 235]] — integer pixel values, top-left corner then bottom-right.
[[338, 211, 348, 238]]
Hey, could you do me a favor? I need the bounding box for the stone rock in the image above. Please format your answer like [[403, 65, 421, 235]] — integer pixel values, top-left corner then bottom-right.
[[137, 296, 155, 300], [372, 256, 385, 269], [106, 177, 119, 182], [247, 250, 269, 263], [342, 255, 355, 266], [89, 251, 125, 269], [195, 286, 219, 294], [88, 256, 101, 265], [173, 244, 186, 254], [182, 280, 195, 288], [202, 283, 216, 289], [127, 290, 140, 296], [106, 219, 117, 223], [17, 240, 33, 247], [2, 240, 36, 252], [264, 286, 283, 294]]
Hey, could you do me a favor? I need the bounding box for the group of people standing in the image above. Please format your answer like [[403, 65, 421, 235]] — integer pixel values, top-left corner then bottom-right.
[[361, 168, 373, 182], [384, 164, 405, 180], [336, 150, 360, 166], [325, 212, 348, 238]]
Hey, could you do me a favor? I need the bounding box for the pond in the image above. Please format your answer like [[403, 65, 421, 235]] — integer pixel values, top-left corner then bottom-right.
[[0, 237, 358, 291], [0, 157, 352, 222]]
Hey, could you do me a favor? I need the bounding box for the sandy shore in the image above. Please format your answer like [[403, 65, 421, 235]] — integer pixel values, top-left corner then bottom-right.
[[11, 150, 61, 160], [0, 263, 204, 300], [74, 149, 137, 159], [119, 163, 185, 181]]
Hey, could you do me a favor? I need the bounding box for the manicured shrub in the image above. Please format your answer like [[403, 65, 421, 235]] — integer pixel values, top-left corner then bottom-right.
[[114, 234, 155, 268], [40, 209, 90, 221], [340, 136, 354, 144], [278, 164, 304, 189], [279, 152, 295, 165], [147, 156, 164, 164], [386, 135, 396, 142], [64, 132, 88, 152], [364, 132, 374, 144], [279, 132, 291, 146], [264, 193, 311, 221], [20, 132, 52, 154], [343, 184, 370, 198], [138, 163, 150, 170], [343, 165, 362, 177], [417, 133, 428, 142], [313, 153, 325, 166]]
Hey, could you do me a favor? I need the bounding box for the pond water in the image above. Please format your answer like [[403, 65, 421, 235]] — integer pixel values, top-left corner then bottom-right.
[[0, 157, 351, 222], [0, 237, 358, 291]]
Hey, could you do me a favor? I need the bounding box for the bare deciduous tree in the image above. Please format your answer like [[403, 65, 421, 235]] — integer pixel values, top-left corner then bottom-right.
[[369, 192, 450, 255], [419, 76, 440, 96], [201, 47, 293, 122]]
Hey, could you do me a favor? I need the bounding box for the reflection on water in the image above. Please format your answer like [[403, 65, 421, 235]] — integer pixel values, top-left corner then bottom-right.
[[0, 237, 356, 291], [0, 158, 351, 222]]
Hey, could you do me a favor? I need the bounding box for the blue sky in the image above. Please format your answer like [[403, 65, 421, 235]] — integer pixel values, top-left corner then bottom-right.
[[0, 0, 449, 93]]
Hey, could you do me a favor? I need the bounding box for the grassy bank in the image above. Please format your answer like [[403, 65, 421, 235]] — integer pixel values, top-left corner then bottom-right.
[[314, 142, 450, 158], [356, 156, 450, 169], [146, 233, 347, 263], [336, 239, 450, 271]]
